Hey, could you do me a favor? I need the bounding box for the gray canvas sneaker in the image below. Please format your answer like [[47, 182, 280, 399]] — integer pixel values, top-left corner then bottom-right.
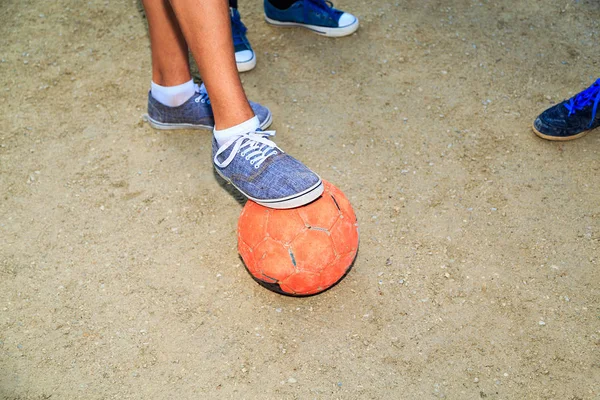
[[144, 83, 272, 130], [213, 130, 323, 209]]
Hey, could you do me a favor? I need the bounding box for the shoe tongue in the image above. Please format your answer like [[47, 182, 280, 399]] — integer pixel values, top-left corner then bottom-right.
[[333, 9, 344, 21], [198, 83, 208, 95]]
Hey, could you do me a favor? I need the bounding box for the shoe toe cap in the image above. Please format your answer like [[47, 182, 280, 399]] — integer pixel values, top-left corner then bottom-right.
[[235, 50, 255, 64], [533, 116, 549, 133], [338, 12, 357, 28]]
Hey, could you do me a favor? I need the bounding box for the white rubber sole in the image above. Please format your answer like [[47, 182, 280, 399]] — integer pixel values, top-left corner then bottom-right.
[[264, 15, 359, 37], [215, 167, 324, 209], [143, 114, 212, 130], [236, 54, 257, 73], [143, 110, 273, 131]]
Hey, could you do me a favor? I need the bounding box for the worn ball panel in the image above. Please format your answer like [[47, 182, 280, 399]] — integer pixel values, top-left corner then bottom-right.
[[253, 238, 296, 282], [327, 183, 357, 223], [238, 239, 257, 276], [291, 229, 336, 273], [281, 271, 322, 296], [296, 190, 341, 230], [237, 180, 359, 296], [238, 201, 270, 248], [320, 252, 357, 288], [330, 215, 359, 256], [267, 209, 307, 244]]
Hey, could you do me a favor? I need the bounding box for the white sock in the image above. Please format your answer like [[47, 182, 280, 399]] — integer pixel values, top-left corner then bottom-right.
[[151, 79, 196, 107], [213, 116, 260, 147]]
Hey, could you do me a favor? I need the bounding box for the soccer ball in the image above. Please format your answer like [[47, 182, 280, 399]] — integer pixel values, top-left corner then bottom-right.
[[237, 181, 359, 296]]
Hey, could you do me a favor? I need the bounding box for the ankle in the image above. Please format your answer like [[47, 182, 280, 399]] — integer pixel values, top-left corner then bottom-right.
[[214, 116, 260, 146], [151, 79, 196, 107], [212, 103, 256, 131]]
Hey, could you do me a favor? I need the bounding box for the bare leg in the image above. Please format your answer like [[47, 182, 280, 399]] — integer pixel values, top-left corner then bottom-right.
[[168, 0, 254, 129], [143, 0, 254, 129], [142, 0, 191, 86]]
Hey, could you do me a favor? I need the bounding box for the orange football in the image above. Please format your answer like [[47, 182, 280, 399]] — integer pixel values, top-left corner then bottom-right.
[[237, 181, 359, 296]]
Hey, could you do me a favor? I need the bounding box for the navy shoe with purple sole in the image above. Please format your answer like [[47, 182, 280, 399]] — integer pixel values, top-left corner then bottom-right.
[[533, 78, 600, 141]]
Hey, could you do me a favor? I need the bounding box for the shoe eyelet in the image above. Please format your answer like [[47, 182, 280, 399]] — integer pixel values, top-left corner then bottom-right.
[[245, 156, 251, 161], [254, 164, 260, 169], [250, 160, 255, 165], [201, 99, 205, 103], [194, 98, 200, 103]]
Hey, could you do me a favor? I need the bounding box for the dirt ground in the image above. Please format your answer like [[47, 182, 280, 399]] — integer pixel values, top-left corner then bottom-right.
[[1, 0, 599, 398]]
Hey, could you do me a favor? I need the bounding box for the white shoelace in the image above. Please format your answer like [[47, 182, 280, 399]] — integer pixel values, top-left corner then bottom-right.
[[214, 131, 281, 170]]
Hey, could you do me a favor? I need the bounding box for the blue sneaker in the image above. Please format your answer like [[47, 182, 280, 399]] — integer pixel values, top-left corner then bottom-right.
[[533, 78, 600, 141], [231, 8, 256, 72], [213, 130, 323, 208], [144, 83, 272, 130], [264, 0, 359, 37]]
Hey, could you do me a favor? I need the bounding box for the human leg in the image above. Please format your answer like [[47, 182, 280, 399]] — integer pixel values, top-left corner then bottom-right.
[[167, 0, 256, 129], [142, 0, 270, 130], [145, 0, 322, 208]]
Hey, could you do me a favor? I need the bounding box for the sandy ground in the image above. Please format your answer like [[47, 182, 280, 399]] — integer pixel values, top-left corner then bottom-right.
[[1, 0, 599, 398]]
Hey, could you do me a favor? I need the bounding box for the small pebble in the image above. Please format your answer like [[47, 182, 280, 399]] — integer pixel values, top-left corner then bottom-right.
[[539, 320, 546, 326], [275, 308, 282, 313], [288, 377, 297, 383], [473, 377, 479, 383]]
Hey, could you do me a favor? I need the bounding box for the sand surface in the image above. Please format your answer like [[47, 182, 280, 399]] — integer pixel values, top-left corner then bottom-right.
[[1, 0, 599, 398]]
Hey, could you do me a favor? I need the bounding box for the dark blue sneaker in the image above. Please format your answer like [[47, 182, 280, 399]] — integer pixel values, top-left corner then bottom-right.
[[264, 0, 358, 37], [213, 130, 323, 208], [231, 8, 256, 72], [533, 78, 600, 141], [144, 83, 272, 130]]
